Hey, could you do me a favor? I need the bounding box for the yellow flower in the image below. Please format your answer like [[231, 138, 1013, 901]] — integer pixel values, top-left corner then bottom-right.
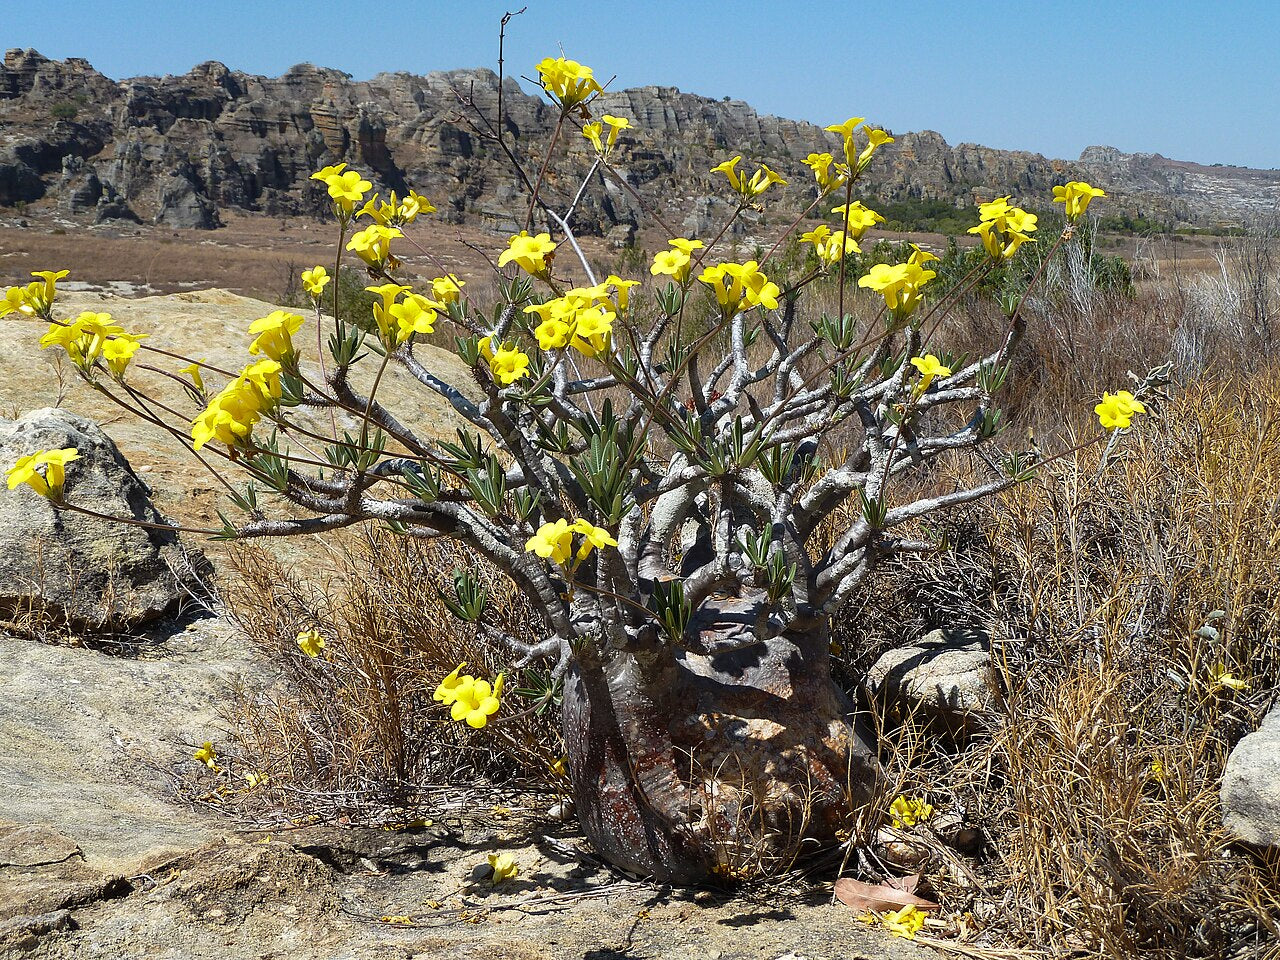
[[549, 756, 568, 778], [193, 742, 217, 769], [832, 201, 885, 240], [431, 274, 465, 304], [400, 190, 435, 222], [101, 333, 146, 378], [602, 114, 630, 148], [309, 163, 348, 182], [889, 794, 934, 829], [526, 518, 575, 566], [571, 519, 618, 559], [969, 196, 1038, 260], [244, 771, 270, 789], [451, 674, 504, 728], [1149, 758, 1167, 782], [604, 275, 640, 311], [248, 310, 304, 362], [581, 121, 604, 154], [857, 128, 894, 168], [0, 285, 32, 318], [324, 169, 372, 215], [389, 294, 441, 342], [651, 248, 692, 282], [825, 116, 866, 166], [26, 270, 69, 316], [803, 225, 859, 266], [1209, 662, 1249, 693], [570, 305, 614, 357], [535, 56, 603, 111], [487, 850, 519, 885], [668, 237, 705, 255], [910, 354, 952, 396], [1094, 390, 1146, 430], [497, 231, 557, 279], [6, 447, 80, 500], [711, 156, 786, 199], [882, 905, 927, 939], [533, 315, 575, 351], [489, 343, 531, 385], [802, 152, 848, 195], [907, 244, 939, 267], [1053, 180, 1107, 221], [301, 266, 330, 298], [190, 359, 282, 450], [346, 225, 402, 270], [180, 360, 205, 392], [858, 262, 936, 320], [296, 628, 325, 658], [41, 311, 124, 368], [433, 663, 472, 705]]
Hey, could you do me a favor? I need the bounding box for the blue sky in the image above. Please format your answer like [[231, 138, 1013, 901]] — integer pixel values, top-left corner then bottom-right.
[[7, 0, 1277, 168]]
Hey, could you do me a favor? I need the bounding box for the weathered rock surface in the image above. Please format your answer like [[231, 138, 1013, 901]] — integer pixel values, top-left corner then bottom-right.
[[867, 629, 998, 731], [2, 46, 1275, 232], [0, 407, 210, 631], [1221, 700, 1280, 848]]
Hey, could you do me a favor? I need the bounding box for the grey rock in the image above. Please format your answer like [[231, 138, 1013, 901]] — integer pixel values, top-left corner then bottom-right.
[[0, 909, 74, 954], [1222, 701, 1280, 847], [0, 407, 210, 631], [867, 628, 999, 729], [155, 167, 220, 229]]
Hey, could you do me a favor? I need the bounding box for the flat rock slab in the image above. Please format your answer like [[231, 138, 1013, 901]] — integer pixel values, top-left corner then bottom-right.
[[0, 616, 255, 872]]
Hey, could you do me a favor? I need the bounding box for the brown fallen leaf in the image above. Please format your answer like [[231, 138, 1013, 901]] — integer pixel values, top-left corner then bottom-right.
[[834, 877, 940, 913]]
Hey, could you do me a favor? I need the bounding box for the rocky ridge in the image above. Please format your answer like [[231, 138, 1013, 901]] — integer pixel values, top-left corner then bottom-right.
[[3, 48, 1277, 234]]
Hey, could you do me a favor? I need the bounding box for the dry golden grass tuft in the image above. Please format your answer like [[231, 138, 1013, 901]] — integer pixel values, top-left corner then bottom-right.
[[849, 369, 1280, 957], [219, 528, 561, 823]]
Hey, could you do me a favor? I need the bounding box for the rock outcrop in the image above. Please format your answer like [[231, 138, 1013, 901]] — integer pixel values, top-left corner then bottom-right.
[[0, 407, 210, 631], [1221, 700, 1280, 848], [2, 47, 1276, 232]]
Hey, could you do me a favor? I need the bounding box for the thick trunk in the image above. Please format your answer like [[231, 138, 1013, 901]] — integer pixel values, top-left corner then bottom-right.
[[562, 599, 880, 883]]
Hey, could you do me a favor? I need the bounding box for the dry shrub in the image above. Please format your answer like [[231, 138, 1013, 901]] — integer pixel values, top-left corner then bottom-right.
[[843, 369, 1280, 957], [220, 527, 561, 821]]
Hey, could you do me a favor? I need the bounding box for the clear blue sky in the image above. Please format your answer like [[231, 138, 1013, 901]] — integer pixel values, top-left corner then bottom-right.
[[7, 0, 1278, 169]]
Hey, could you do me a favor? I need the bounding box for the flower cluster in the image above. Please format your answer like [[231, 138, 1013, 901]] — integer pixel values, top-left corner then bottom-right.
[[346, 224, 402, 271], [359, 189, 435, 227], [969, 196, 1038, 260], [525, 518, 618, 568], [649, 238, 704, 283], [1094, 390, 1146, 430], [498, 231, 557, 280], [1, 269, 68, 319], [711, 156, 787, 201], [525, 277, 635, 357], [5, 447, 79, 501], [698, 260, 781, 317], [536, 56, 602, 111], [582, 114, 631, 160], [39, 311, 146, 379], [825, 116, 894, 173], [433, 662, 505, 728], [248, 310, 304, 363], [858, 256, 937, 321], [801, 152, 849, 196], [366, 283, 442, 347], [191, 358, 283, 450], [1052, 180, 1106, 221]]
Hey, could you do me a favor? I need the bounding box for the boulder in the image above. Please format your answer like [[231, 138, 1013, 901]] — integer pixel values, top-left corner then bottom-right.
[[155, 170, 220, 229], [1221, 701, 1280, 848], [866, 628, 999, 734], [0, 407, 211, 631]]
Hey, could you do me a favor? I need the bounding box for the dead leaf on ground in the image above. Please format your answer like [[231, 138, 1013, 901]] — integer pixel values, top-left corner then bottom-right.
[[834, 876, 940, 913]]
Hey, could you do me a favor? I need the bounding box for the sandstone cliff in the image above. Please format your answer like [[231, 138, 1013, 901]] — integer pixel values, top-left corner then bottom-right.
[[2, 48, 1275, 232]]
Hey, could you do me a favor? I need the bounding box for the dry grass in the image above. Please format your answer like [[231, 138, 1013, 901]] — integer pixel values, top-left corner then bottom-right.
[[218, 528, 561, 823]]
